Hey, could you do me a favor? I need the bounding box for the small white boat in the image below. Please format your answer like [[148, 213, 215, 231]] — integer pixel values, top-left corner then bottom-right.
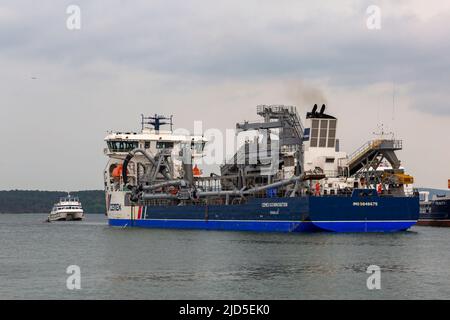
[[48, 193, 84, 222]]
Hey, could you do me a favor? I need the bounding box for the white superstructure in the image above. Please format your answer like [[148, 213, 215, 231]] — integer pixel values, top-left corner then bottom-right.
[[302, 106, 348, 178], [48, 193, 84, 221], [104, 115, 207, 220], [300, 104, 413, 195]]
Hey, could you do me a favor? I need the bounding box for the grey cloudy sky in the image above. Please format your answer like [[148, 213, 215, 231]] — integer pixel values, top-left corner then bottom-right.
[[0, 0, 449, 190]]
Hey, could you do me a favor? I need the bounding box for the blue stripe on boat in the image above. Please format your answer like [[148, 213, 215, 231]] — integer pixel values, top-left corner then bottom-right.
[[311, 220, 417, 232], [108, 218, 416, 233], [108, 218, 320, 232]]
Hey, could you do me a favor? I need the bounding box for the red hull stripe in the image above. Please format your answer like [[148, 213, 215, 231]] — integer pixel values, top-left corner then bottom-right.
[[417, 220, 450, 227]]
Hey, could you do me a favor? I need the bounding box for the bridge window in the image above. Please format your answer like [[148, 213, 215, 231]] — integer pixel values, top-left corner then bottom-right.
[[192, 142, 205, 153], [156, 141, 174, 149], [107, 140, 138, 152]]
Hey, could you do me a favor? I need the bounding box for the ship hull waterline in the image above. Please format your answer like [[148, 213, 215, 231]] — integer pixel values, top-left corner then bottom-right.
[[108, 218, 417, 233]]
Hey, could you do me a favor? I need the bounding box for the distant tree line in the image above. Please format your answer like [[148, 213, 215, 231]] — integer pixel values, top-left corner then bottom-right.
[[0, 190, 106, 214], [1, 188, 447, 214]]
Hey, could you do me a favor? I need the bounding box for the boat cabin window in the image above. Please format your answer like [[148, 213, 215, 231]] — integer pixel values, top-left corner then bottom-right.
[[192, 142, 205, 153], [156, 141, 174, 149], [107, 140, 138, 152], [180, 141, 205, 153]]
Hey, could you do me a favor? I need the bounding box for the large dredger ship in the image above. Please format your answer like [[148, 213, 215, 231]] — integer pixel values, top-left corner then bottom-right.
[[103, 104, 419, 232]]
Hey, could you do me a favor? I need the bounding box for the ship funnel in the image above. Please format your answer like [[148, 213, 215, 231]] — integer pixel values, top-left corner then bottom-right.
[[312, 104, 318, 114], [320, 104, 326, 114]]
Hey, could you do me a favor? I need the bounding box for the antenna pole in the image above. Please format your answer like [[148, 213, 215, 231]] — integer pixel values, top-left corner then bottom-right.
[[392, 82, 395, 121], [392, 81, 396, 139]]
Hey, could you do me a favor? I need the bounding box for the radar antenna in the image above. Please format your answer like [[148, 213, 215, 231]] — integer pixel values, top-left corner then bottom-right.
[[141, 114, 173, 131], [372, 123, 394, 140]]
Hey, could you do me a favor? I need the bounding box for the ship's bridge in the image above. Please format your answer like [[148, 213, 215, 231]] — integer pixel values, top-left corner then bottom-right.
[[104, 130, 207, 157], [104, 114, 208, 192]]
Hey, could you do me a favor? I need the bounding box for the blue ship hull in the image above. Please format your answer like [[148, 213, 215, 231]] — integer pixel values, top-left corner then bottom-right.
[[109, 192, 419, 233]]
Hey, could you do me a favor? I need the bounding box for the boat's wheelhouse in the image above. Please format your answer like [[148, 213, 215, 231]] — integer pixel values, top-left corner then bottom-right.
[[104, 116, 207, 193], [51, 196, 83, 213]]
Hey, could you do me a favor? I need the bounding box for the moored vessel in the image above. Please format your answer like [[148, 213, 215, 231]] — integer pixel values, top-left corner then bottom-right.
[[48, 193, 84, 222], [104, 105, 419, 233], [418, 185, 450, 227]]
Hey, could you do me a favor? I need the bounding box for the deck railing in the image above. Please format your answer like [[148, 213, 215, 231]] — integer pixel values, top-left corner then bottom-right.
[[348, 139, 402, 164]]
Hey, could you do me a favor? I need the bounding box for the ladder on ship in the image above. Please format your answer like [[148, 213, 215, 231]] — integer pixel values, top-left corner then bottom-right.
[[347, 139, 403, 176]]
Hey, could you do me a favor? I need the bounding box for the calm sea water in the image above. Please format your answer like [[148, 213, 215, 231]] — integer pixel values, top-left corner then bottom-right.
[[0, 213, 449, 300]]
